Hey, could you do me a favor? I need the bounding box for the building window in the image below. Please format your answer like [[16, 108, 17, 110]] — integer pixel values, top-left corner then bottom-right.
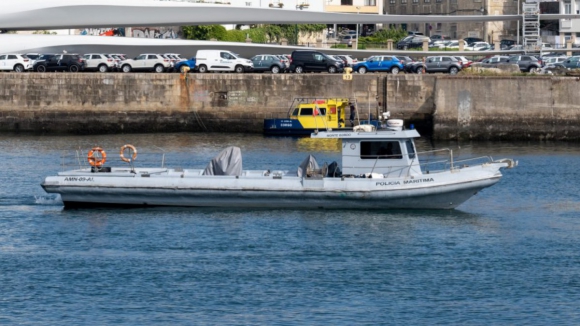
[[364, 0, 377, 5], [341, 0, 353, 5], [564, 1, 571, 14], [425, 0, 430, 3], [436, 23, 442, 30], [413, 0, 419, 3], [390, 0, 395, 4], [436, 0, 442, 3], [401, 0, 407, 4]]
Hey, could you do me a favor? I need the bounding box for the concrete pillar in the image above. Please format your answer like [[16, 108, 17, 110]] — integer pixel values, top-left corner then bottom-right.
[[387, 39, 393, 51], [316, 39, 323, 48], [494, 41, 500, 51], [567, 40, 573, 57], [281, 38, 288, 46], [459, 39, 464, 52], [245, 38, 252, 43], [422, 39, 429, 52], [125, 27, 132, 37]]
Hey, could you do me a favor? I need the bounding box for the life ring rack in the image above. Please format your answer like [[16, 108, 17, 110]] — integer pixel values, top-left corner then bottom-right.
[[87, 147, 107, 167], [120, 144, 138, 163]]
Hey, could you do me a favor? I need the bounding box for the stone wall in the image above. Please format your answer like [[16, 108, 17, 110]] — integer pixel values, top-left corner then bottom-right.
[[2, 73, 580, 140], [433, 76, 580, 140]]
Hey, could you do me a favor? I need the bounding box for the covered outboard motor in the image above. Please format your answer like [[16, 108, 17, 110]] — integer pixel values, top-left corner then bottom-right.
[[202, 146, 242, 176], [327, 161, 342, 177]]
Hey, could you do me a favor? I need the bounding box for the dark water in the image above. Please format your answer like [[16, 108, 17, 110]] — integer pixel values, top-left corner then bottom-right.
[[1, 133, 580, 325]]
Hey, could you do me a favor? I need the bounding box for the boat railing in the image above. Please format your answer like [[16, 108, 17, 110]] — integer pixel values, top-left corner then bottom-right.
[[58, 148, 168, 172], [346, 148, 495, 177]]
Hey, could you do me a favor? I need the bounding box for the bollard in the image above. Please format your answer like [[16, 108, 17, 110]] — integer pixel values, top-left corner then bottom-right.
[[459, 39, 464, 52], [494, 41, 500, 51], [387, 39, 393, 51], [567, 40, 572, 57], [422, 39, 429, 52]]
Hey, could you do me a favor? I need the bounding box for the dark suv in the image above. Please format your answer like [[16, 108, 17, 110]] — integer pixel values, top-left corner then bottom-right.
[[289, 50, 344, 73], [33, 54, 85, 72]]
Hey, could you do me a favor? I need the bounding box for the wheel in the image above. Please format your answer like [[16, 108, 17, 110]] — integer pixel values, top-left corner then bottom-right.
[[271, 65, 280, 74], [14, 64, 24, 73], [294, 66, 304, 73], [235, 65, 244, 73], [391, 67, 400, 75], [528, 67, 538, 73], [449, 67, 459, 75], [98, 64, 108, 73], [358, 66, 367, 74], [122, 65, 131, 73], [328, 66, 337, 74], [415, 66, 424, 74], [154, 64, 164, 73], [69, 65, 79, 73], [37, 65, 47, 73], [198, 65, 208, 73]]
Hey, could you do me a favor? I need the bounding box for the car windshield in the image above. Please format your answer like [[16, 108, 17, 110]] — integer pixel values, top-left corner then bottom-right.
[[402, 36, 413, 41]]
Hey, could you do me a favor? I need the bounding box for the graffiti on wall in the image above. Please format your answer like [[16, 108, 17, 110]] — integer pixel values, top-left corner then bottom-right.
[[132, 27, 179, 39]]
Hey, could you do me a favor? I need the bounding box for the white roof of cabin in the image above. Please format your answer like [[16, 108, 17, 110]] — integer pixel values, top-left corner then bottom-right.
[[311, 129, 421, 140]]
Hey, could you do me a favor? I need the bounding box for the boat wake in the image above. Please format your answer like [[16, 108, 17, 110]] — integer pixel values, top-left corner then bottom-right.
[[34, 194, 62, 205]]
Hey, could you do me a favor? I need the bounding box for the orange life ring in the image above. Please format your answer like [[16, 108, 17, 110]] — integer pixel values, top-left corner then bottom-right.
[[120, 144, 138, 163], [87, 147, 107, 167]]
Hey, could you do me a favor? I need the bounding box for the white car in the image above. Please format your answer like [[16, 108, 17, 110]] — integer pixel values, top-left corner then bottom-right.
[[0, 54, 32, 72], [119, 54, 171, 73], [445, 40, 469, 49], [195, 50, 253, 73], [82, 53, 115, 72], [466, 42, 490, 51]]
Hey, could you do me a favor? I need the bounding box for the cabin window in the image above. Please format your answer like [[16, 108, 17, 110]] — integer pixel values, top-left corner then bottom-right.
[[360, 141, 402, 159], [406, 140, 416, 159], [291, 108, 299, 116], [299, 107, 326, 116]]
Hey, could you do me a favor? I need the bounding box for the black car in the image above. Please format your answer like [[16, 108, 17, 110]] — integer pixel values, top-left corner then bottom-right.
[[395, 56, 416, 73], [289, 50, 344, 73], [33, 54, 85, 72], [396, 35, 430, 50], [463, 37, 484, 46]]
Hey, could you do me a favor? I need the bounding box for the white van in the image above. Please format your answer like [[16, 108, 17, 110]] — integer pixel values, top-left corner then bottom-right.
[[195, 50, 253, 73]]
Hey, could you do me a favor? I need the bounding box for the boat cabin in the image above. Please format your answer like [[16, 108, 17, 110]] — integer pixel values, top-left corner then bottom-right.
[[312, 128, 422, 177], [289, 98, 348, 130]]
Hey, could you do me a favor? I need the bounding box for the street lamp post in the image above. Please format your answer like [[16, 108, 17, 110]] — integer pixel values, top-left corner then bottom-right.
[[355, 6, 361, 50]]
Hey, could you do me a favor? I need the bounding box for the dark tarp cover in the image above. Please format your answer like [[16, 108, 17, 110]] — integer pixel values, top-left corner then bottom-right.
[[202, 146, 243, 176]]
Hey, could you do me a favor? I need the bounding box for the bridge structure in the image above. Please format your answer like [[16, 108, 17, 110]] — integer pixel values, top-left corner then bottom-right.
[[1, 0, 580, 57]]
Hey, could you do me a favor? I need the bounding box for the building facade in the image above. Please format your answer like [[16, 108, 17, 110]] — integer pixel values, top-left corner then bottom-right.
[[383, 0, 521, 44], [559, 0, 580, 45]]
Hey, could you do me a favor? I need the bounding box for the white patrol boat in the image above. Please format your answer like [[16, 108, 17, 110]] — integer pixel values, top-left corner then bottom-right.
[[41, 120, 516, 209]]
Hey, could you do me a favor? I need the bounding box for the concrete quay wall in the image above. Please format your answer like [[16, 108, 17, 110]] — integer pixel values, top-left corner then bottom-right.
[[433, 76, 580, 140], [1, 73, 580, 140]]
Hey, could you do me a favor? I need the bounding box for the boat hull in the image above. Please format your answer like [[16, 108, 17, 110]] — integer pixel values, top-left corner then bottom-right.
[[42, 170, 502, 210]]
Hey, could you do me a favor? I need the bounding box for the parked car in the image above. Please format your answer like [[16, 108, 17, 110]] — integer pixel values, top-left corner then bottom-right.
[[554, 56, 580, 69], [107, 53, 127, 71], [334, 54, 355, 67], [396, 35, 430, 49], [275, 55, 290, 71], [174, 57, 197, 73], [82, 53, 115, 72], [454, 56, 473, 68], [415, 56, 462, 74], [250, 54, 285, 73], [466, 42, 490, 51], [445, 40, 469, 49], [501, 39, 517, 50], [33, 53, 84, 72], [395, 56, 416, 73], [542, 56, 568, 68], [340, 35, 357, 47], [482, 55, 510, 64], [463, 37, 484, 46], [506, 55, 542, 72], [353, 55, 403, 74], [195, 49, 253, 73], [119, 54, 171, 73], [0, 54, 32, 72], [289, 50, 344, 73], [430, 35, 449, 41], [429, 40, 452, 49]]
